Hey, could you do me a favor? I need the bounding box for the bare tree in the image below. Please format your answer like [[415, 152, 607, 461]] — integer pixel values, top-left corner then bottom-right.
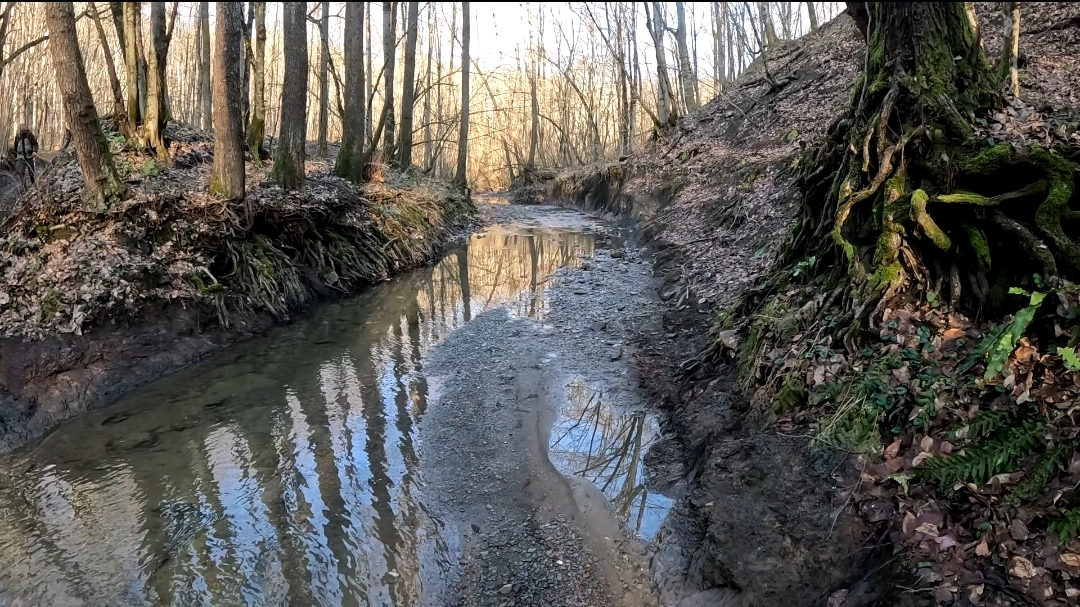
[[198, 1, 211, 131], [335, 1, 365, 182], [1001, 2, 1020, 97], [210, 1, 245, 200], [382, 1, 397, 160], [758, 2, 777, 50], [247, 1, 266, 158], [145, 2, 172, 160], [45, 1, 125, 208], [455, 1, 470, 186], [316, 0, 329, 158], [123, 2, 142, 126], [806, 1, 819, 31], [272, 1, 308, 189], [644, 3, 676, 127], [675, 2, 698, 112], [396, 1, 419, 169], [89, 2, 127, 132]]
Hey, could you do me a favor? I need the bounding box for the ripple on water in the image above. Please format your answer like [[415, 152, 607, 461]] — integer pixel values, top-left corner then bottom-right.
[[0, 221, 618, 607]]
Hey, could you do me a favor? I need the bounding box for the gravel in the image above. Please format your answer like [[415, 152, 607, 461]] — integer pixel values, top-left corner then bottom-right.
[[418, 205, 664, 607]]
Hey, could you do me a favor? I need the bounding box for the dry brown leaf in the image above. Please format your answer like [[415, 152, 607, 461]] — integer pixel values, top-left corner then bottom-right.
[[975, 538, 990, 557], [1009, 556, 1037, 579], [884, 439, 902, 460]]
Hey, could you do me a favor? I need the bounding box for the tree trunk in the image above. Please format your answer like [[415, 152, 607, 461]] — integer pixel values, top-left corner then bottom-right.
[[198, 1, 212, 132], [123, 2, 142, 126], [795, 2, 1053, 325], [247, 1, 266, 158], [145, 2, 169, 160], [45, 1, 126, 209], [455, 1, 470, 186], [336, 1, 365, 182], [382, 1, 397, 161], [90, 2, 127, 131], [365, 7, 373, 146], [316, 0, 329, 158], [240, 2, 252, 139], [807, 1, 819, 31], [675, 2, 698, 113], [758, 2, 777, 50], [210, 1, 245, 200], [272, 1, 308, 190], [1001, 2, 1020, 97], [644, 3, 676, 127], [396, 0, 419, 170]]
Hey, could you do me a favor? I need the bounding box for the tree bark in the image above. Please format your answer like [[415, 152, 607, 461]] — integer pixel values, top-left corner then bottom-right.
[[210, 1, 245, 200], [1001, 2, 1020, 97], [644, 3, 676, 127], [803, 2, 1010, 314], [382, 2, 397, 161], [272, 1, 308, 190], [758, 2, 777, 50], [335, 2, 366, 182], [807, 1, 819, 31], [198, 1, 212, 132], [145, 2, 169, 160], [122, 2, 142, 126], [316, 0, 329, 158], [45, 1, 125, 209], [455, 1, 470, 186], [89, 2, 127, 130], [675, 2, 698, 113], [247, 1, 266, 158], [396, 1, 419, 169]]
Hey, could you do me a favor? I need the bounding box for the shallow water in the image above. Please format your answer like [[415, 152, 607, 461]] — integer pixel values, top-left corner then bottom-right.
[[0, 211, 665, 607]]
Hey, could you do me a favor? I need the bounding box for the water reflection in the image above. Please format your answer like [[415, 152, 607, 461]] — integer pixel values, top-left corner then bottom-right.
[[0, 222, 607, 607], [548, 379, 673, 540]]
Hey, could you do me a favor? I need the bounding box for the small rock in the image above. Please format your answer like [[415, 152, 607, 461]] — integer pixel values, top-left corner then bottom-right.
[[610, 249, 625, 258], [591, 321, 607, 331], [499, 583, 513, 596], [717, 329, 740, 351], [610, 347, 622, 361]]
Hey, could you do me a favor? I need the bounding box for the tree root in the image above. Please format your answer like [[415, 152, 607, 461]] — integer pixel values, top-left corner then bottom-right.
[[991, 210, 1059, 280]]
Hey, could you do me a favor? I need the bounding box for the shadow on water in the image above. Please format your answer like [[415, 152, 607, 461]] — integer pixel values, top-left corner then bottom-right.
[[547, 379, 673, 541], [0, 219, 616, 607]]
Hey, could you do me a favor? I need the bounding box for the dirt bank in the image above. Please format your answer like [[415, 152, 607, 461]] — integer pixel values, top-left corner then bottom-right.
[[525, 4, 1080, 607], [0, 124, 474, 454]]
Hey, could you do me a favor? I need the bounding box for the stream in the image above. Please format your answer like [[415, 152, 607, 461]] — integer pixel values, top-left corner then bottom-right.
[[0, 204, 670, 607]]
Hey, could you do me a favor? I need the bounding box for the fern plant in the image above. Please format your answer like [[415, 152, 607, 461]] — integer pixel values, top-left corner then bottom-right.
[[1050, 507, 1080, 543], [919, 419, 1045, 487]]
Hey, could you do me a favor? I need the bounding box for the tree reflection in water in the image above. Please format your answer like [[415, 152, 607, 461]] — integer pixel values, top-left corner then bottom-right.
[[0, 223, 609, 607], [548, 378, 673, 540]]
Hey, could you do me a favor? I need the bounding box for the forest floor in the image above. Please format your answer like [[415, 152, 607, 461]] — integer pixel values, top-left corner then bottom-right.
[[530, 3, 1080, 606], [0, 123, 473, 453]]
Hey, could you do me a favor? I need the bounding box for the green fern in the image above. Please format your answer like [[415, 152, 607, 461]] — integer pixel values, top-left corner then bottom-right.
[[919, 419, 1045, 487], [960, 407, 1026, 442], [1004, 443, 1074, 507], [1050, 507, 1080, 543]]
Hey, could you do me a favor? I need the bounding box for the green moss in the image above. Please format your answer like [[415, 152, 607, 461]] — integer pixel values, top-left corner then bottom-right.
[[1030, 146, 1080, 272], [910, 189, 952, 250], [39, 289, 61, 322], [959, 143, 1013, 175], [965, 224, 991, 270]]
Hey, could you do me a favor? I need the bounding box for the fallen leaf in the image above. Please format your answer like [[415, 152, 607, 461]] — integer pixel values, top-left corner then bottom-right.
[[884, 439, 902, 460], [1009, 556, 1037, 579], [1061, 553, 1080, 568], [975, 538, 990, 557], [935, 533, 958, 550], [916, 522, 940, 537], [827, 588, 848, 607], [920, 435, 934, 452]]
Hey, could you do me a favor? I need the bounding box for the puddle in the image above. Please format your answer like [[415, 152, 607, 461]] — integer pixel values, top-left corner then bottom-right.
[[0, 221, 617, 607], [548, 378, 673, 540]]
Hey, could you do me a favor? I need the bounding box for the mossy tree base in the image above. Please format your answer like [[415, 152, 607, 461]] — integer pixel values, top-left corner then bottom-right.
[[791, 3, 1080, 334]]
